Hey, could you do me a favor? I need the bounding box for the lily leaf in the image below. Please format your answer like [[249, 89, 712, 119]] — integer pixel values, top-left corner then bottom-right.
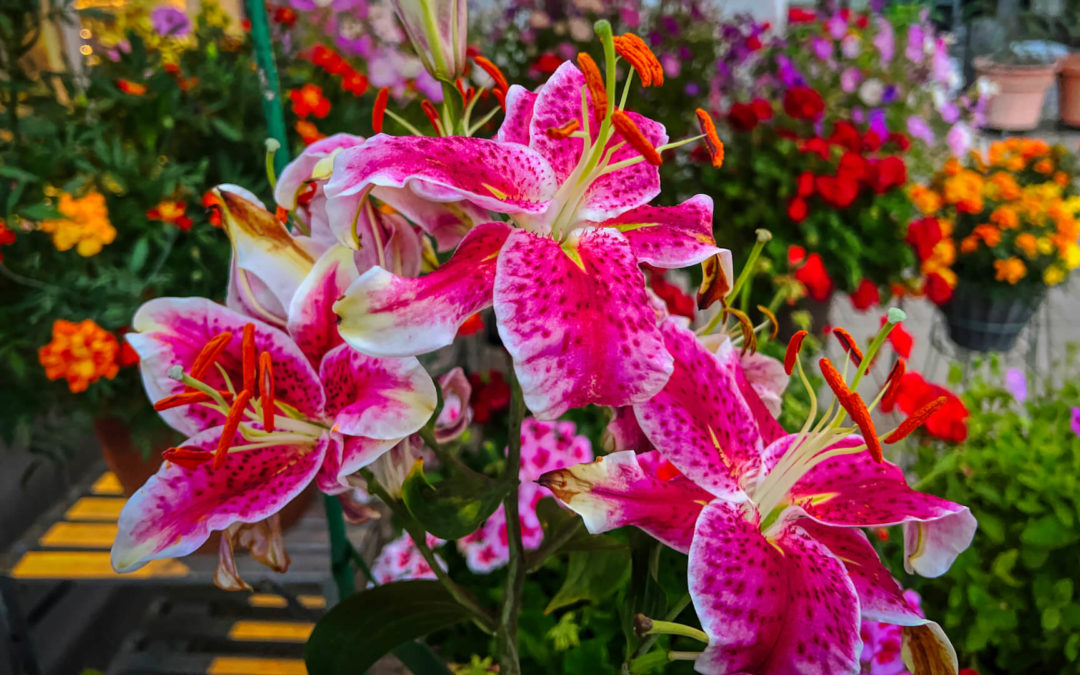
[[545, 547, 631, 614], [305, 580, 464, 675], [401, 459, 508, 540]]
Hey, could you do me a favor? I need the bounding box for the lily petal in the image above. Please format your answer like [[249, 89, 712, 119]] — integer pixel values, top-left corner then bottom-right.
[[540, 450, 711, 554], [494, 227, 672, 419], [325, 134, 557, 215], [605, 406, 655, 453], [635, 321, 766, 499], [112, 428, 326, 572], [226, 255, 288, 328], [274, 133, 365, 209], [771, 435, 977, 578], [372, 186, 484, 252], [335, 222, 511, 356], [596, 195, 720, 268], [287, 245, 361, 367], [494, 84, 537, 146], [689, 500, 861, 675], [317, 432, 398, 494], [129, 297, 325, 436], [318, 343, 437, 441], [434, 367, 472, 443]]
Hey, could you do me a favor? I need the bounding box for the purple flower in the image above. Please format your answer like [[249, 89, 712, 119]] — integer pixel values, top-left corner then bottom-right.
[[661, 52, 682, 78], [1071, 407, 1080, 438], [826, 13, 848, 40], [940, 101, 960, 123], [841, 67, 861, 93], [868, 108, 888, 138], [661, 15, 680, 37], [906, 115, 935, 145], [906, 24, 925, 63], [777, 54, 804, 87], [882, 85, 899, 104], [873, 17, 895, 63], [620, 7, 641, 28], [812, 36, 833, 60], [150, 6, 191, 37], [946, 123, 972, 157], [932, 40, 953, 83], [685, 82, 700, 96], [1005, 368, 1027, 403]]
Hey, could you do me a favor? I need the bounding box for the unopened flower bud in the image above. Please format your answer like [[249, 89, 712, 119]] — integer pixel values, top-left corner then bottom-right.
[[391, 0, 467, 81]]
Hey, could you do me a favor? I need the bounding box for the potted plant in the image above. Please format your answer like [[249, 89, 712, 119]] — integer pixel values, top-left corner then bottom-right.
[[974, 41, 1065, 131], [907, 138, 1080, 352]]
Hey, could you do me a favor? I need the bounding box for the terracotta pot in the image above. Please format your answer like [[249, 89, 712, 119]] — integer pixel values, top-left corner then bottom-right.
[[1059, 54, 1080, 127], [974, 57, 1058, 131]]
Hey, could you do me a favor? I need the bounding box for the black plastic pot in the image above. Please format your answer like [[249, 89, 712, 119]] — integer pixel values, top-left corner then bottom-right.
[[943, 281, 1042, 353]]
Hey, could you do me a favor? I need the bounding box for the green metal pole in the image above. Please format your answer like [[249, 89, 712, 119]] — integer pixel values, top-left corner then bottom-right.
[[245, 0, 290, 176], [323, 494, 357, 601]]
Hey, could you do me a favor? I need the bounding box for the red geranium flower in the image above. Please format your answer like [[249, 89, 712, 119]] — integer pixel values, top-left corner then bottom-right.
[[533, 53, 563, 75], [469, 370, 511, 424], [787, 197, 809, 223], [880, 316, 913, 358], [828, 121, 862, 152], [887, 132, 911, 151], [862, 130, 883, 152], [794, 252, 833, 301], [782, 86, 824, 121], [838, 151, 870, 183], [796, 171, 814, 197], [815, 174, 859, 208], [788, 7, 817, 23], [890, 372, 968, 443], [800, 137, 831, 160], [750, 98, 773, 122], [289, 84, 331, 119], [728, 102, 759, 132], [905, 217, 943, 261], [924, 273, 954, 305], [871, 156, 907, 194], [272, 6, 297, 26], [340, 68, 369, 96], [746, 35, 763, 51], [849, 278, 881, 311], [309, 45, 348, 75]]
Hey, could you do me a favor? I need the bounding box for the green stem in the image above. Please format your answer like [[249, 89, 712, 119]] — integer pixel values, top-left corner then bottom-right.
[[245, 0, 290, 176], [642, 620, 708, 644], [441, 81, 464, 135], [628, 593, 692, 663], [496, 374, 527, 675], [322, 494, 356, 601], [526, 518, 584, 573]]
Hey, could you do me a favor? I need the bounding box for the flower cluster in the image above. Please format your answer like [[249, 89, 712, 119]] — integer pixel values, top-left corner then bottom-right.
[[146, 200, 194, 231], [908, 139, 1080, 303], [38, 191, 117, 257], [37, 319, 122, 393]]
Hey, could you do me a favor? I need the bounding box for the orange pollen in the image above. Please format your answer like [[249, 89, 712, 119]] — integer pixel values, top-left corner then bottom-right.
[[613, 33, 664, 87], [818, 357, 852, 400], [162, 446, 213, 470], [242, 323, 256, 393], [884, 396, 947, 444], [832, 328, 864, 366], [275, 205, 289, 225], [188, 331, 234, 383], [882, 358, 906, 410], [372, 86, 389, 134], [612, 109, 662, 166], [784, 330, 808, 375], [473, 55, 508, 93], [546, 120, 581, 139], [259, 351, 275, 432], [214, 389, 252, 469], [154, 389, 231, 411], [843, 391, 883, 463], [420, 100, 443, 136], [576, 52, 608, 117], [696, 109, 725, 169]]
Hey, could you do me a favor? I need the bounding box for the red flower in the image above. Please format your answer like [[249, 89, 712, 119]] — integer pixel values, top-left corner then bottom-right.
[[114, 328, 140, 367], [146, 201, 193, 231], [116, 79, 147, 96], [795, 252, 833, 301], [891, 372, 968, 443], [309, 45, 348, 76], [648, 270, 695, 318], [905, 217, 943, 261], [0, 220, 15, 263], [871, 156, 907, 194], [746, 35, 763, 51], [959, 670, 980, 675], [924, 273, 954, 305], [788, 7, 817, 23], [849, 279, 880, 311], [750, 98, 773, 122], [855, 14, 869, 29], [202, 191, 222, 227], [887, 132, 911, 151], [862, 130, 883, 152], [289, 84, 331, 119], [340, 68, 369, 96], [788, 244, 806, 267], [838, 151, 869, 183], [880, 316, 913, 358], [728, 102, 759, 132], [815, 174, 859, 208], [796, 171, 814, 197], [469, 370, 511, 424], [533, 53, 563, 75], [782, 86, 824, 121], [272, 6, 297, 26], [787, 197, 809, 223], [800, 137, 831, 160], [828, 121, 862, 152], [295, 120, 326, 145]]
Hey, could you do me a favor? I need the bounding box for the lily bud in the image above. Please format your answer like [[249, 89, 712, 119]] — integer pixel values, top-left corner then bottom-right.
[[391, 0, 467, 82]]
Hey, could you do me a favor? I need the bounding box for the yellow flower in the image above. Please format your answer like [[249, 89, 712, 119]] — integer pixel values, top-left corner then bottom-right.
[[989, 206, 1019, 229], [38, 319, 120, 393], [1044, 265, 1066, 285], [994, 257, 1027, 284], [39, 192, 116, 257], [1015, 232, 1038, 258], [1063, 242, 1080, 269], [1037, 237, 1056, 255], [910, 186, 942, 216]]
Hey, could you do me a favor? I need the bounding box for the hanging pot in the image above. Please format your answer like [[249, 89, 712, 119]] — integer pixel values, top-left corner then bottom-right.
[[942, 281, 1042, 353]]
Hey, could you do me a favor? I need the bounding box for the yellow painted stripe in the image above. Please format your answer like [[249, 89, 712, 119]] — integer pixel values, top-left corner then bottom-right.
[[247, 594, 326, 609], [228, 620, 313, 642], [11, 551, 189, 579], [39, 522, 118, 548], [91, 472, 124, 495], [65, 497, 125, 521], [207, 657, 307, 674]]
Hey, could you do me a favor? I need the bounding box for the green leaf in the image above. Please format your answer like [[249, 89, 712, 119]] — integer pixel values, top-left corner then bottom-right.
[[128, 238, 149, 273], [401, 459, 508, 539], [545, 548, 630, 614], [0, 164, 39, 183], [18, 203, 61, 221], [210, 117, 244, 142], [305, 580, 464, 675]]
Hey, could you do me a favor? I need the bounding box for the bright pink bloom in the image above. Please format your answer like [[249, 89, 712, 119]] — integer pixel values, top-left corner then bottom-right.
[[543, 322, 974, 675], [370, 532, 446, 584], [331, 61, 724, 419], [456, 418, 593, 573]]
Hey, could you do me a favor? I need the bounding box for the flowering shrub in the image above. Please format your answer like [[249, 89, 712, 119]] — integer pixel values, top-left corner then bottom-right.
[[908, 139, 1080, 304]]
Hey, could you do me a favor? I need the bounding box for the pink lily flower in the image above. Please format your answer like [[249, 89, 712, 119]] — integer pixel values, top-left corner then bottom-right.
[[541, 321, 975, 674], [331, 58, 725, 419], [112, 292, 437, 573]]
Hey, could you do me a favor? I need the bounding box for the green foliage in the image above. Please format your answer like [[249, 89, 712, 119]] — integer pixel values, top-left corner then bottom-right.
[[898, 369, 1080, 673], [402, 459, 509, 540]]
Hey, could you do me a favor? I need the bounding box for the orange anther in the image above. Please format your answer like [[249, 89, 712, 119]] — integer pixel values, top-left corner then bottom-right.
[[545, 120, 581, 139], [831, 327, 864, 366], [259, 351, 275, 432], [242, 323, 256, 393], [214, 389, 252, 469], [884, 396, 947, 444], [154, 389, 231, 411], [611, 109, 662, 166], [576, 52, 608, 117], [188, 331, 233, 383], [784, 330, 808, 375], [420, 100, 443, 136], [696, 109, 725, 169], [881, 358, 906, 411], [613, 33, 664, 87], [473, 55, 508, 93], [372, 86, 390, 134], [162, 446, 213, 470]]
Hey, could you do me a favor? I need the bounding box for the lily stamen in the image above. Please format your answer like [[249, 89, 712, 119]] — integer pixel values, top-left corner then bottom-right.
[[613, 33, 664, 87], [162, 446, 213, 469], [880, 357, 907, 411], [188, 331, 233, 383], [611, 110, 662, 166], [214, 389, 252, 469], [884, 396, 948, 444], [154, 389, 232, 412], [784, 330, 809, 375], [576, 52, 608, 119], [545, 120, 581, 140], [832, 327, 864, 366], [420, 100, 444, 136], [259, 351, 276, 432], [372, 86, 389, 133], [242, 323, 256, 393], [472, 55, 508, 95], [695, 109, 725, 169]]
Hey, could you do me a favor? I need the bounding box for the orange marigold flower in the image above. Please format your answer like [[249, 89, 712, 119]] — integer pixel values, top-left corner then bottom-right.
[[39, 191, 116, 257], [994, 257, 1026, 284], [989, 206, 1019, 229], [146, 200, 193, 231], [289, 84, 331, 119], [116, 79, 147, 96], [1035, 158, 1054, 174], [1015, 232, 1038, 258], [295, 120, 325, 145], [38, 319, 120, 393], [973, 224, 1001, 248]]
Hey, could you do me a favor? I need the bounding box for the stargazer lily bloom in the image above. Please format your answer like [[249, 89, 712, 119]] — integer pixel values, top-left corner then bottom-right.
[[332, 45, 727, 419], [111, 295, 436, 574], [541, 319, 975, 675]]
